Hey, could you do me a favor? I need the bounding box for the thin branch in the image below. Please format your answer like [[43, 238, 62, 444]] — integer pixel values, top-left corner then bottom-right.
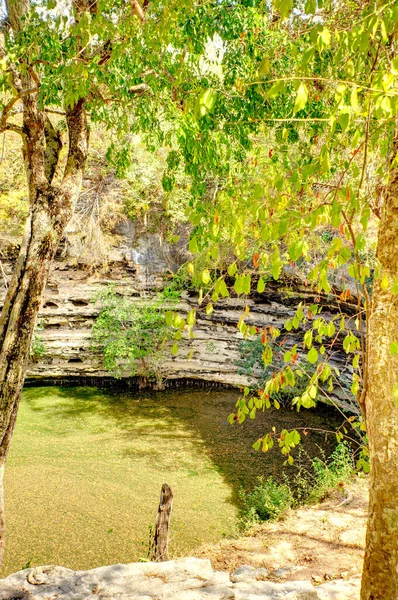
[[44, 108, 66, 116], [0, 259, 9, 290], [224, 117, 332, 125], [0, 87, 40, 132], [0, 122, 24, 136], [128, 83, 149, 95], [246, 76, 398, 95]]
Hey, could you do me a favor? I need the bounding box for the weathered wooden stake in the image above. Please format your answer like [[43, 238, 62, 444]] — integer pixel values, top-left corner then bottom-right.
[[152, 483, 173, 561]]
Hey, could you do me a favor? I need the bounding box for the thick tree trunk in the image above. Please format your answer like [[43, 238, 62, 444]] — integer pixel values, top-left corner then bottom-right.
[[0, 98, 88, 565], [361, 148, 398, 600]]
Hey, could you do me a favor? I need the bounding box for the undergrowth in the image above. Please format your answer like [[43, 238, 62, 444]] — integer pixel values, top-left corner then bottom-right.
[[239, 442, 354, 529]]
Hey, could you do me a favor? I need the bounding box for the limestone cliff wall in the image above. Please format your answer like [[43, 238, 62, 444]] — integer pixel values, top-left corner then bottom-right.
[[0, 237, 357, 411]]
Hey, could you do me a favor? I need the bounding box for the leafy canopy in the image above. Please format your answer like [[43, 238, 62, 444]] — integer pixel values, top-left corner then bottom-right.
[[162, 0, 398, 469]]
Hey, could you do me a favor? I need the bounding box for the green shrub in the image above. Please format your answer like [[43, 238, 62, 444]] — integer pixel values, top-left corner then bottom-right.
[[239, 443, 354, 529], [30, 320, 46, 362], [307, 442, 354, 503], [288, 442, 354, 505], [239, 476, 294, 527], [91, 285, 173, 387]]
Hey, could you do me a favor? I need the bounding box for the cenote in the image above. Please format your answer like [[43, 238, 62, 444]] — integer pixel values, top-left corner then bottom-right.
[[2, 385, 343, 576]]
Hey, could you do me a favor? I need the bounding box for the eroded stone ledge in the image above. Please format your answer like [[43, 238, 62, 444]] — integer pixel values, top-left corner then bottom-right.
[[0, 558, 360, 600]]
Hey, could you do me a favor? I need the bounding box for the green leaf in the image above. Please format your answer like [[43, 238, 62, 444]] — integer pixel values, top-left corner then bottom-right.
[[189, 237, 198, 253], [293, 83, 308, 115], [350, 86, 359, 112], [305, 0, 316, 14], [242, 274, 251, 295], [271, 247, 282, 280], [285, 319, 292, 331], [267, 80, 285, 99], [202, 269, 211, 284], [274, 0, 293, 20], [171, 343, 178, 356], [390, 342, 398, 356], [258, 57, 270, 75], [307, 347, 319, 364], [319, 28, 331, 49], [196, 88, 217, 118], [205, 303, 214, 316], [252, 438, 262, 451], [380, 272, 389, 290], [253, 184, 264, 198], [257, 277, 266, 293], [292, 430, 301, 445], [228, 263, 237, 277], [309, 384, 317, 399], [301, 45, 315, 66], [392, 57, 398, 76], [320, 146, 331, 172], [187, 309, 196, 326]]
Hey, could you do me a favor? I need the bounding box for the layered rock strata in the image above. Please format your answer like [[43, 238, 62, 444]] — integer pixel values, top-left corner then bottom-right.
[[0, 245, 357, 411]]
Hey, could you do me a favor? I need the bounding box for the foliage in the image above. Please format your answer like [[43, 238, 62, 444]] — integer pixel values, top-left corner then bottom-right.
[[0, 126, 191, 265], [292, 442, 354, 505], [160, 269, 192, 301], [240, 443, 354, 528], [239, 476, 294, 526], [236, 336, 317, 404], [119, 144, 191, 230], [0, 133, 29, 237], [91, 286, 173, 387], [29, 321, 46, 362], [158, 0, 398, 479], [1, 0, 398, 592], [0, 190, 28, 238]]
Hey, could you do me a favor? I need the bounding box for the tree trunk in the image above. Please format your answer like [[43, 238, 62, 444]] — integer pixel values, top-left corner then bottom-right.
[[361, 144, 398, 600], [0, 98, 88, 565], [152, 484, 173, 561]]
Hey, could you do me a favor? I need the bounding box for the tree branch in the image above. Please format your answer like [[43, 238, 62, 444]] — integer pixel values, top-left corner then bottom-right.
[[44, 115, 62, 184], [128, 83, 150, 95], [0, 88, 39, 137], [130, 0, 145, 22], [59, 98, 89, 217], [0, 123, 24, 136]]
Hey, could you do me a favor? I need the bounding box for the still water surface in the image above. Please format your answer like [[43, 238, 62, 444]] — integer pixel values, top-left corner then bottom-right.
[[2, 386, 341, 576]]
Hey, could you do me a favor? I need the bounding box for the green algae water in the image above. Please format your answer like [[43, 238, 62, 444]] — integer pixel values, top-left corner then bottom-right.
[[1, 386, 341, 576]]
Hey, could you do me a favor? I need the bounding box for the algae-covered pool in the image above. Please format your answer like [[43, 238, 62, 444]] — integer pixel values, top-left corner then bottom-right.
[[1, 386, 341, 576]]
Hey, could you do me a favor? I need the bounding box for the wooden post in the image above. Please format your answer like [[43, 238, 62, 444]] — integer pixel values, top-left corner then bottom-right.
[[152, 483, 173, 561]]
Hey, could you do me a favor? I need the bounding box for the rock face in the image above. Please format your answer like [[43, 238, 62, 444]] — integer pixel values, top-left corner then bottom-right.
[[0, 236, 356, 411], [0, 558, 360, 600]]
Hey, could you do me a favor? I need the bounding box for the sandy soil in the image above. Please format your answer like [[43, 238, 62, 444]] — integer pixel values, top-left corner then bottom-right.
[[197, 475, 368, 584]]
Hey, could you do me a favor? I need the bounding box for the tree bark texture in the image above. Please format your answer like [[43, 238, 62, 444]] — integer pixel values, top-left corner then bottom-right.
[[361, 140, 398, 600], [0, 49, 88, 565], [152, 484, 174, 561]]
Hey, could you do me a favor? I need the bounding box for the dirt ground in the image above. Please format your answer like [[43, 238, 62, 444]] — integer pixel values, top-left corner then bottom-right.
[[197, 475, 368, 584]]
